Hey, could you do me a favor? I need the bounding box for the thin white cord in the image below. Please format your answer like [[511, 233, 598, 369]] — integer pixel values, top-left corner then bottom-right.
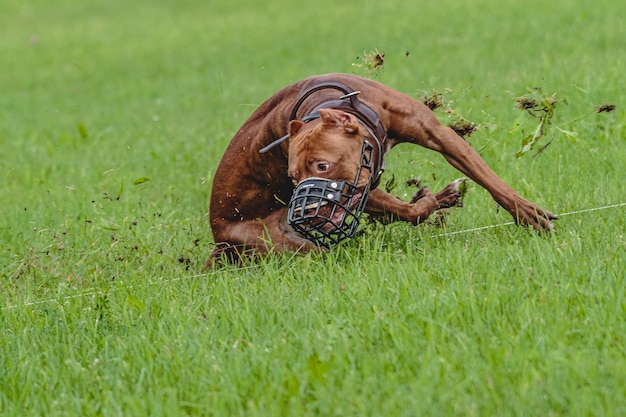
[[7, 291, 102, 309], [552, 202, 626, 216], [2, 276, 191, 310], [430, 202, 626, 238], [430, 221, 514, 238], [4, 202, 625, 311]]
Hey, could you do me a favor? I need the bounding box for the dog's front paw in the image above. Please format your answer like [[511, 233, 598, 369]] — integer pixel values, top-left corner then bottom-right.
[[510, 199, 557, 233]]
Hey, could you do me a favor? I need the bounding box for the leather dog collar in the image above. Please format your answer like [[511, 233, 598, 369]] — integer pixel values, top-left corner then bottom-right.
[[259, 81, 387, 186]]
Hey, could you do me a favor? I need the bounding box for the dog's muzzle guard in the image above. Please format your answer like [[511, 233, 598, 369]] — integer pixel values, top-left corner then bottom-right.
[[288, 140, 374, 248]]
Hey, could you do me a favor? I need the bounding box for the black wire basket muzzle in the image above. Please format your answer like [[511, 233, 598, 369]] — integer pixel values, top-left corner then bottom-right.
[[287, 140, 374, 247]]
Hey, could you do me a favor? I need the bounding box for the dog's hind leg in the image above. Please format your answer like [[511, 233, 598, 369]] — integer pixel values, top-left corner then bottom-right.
[[206, 210, 319, 267]]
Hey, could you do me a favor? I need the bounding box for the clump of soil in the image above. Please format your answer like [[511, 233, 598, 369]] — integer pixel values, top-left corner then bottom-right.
[[353, 49, 385, 77], [515, 96, 538, 110], [420, 92, 444, 111], [596, 103, 616, 113], [515, 93, 556, 115], [369, 50, 385, 69], [448, 119, 477, 138], [405, 178, 422, 188]]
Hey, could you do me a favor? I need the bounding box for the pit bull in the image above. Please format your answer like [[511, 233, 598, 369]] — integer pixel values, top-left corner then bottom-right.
[[208, 73, 556, 265]]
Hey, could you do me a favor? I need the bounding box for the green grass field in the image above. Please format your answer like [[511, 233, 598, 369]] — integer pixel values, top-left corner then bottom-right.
[[2, 0, 625, 415]]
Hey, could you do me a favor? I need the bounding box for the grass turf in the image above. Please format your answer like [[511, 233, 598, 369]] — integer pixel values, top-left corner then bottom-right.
[[1, 0, 625, 415]]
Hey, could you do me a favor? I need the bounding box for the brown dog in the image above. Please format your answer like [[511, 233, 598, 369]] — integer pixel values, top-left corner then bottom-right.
[[208, 73, 555, 264]]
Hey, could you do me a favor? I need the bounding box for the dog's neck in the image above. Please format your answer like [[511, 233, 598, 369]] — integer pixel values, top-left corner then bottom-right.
[[289, 82, 387, 144]]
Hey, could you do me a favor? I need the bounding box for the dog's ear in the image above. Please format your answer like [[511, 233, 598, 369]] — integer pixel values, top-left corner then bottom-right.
[[289, 120, 306, 137], [318, 109, 359, 135]]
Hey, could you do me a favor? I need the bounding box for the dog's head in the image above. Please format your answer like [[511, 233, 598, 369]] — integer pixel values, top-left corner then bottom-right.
[[286, 108, 375, 247], [287, 108, 372, 187]]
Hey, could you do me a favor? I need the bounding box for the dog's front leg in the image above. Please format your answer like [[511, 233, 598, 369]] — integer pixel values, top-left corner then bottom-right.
[[422, 124, 556, 230], [386, 102, 556, 231], [365, 179, 462, 225]]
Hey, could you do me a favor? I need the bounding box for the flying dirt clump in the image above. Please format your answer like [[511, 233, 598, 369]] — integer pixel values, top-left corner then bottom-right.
[[419, 91, 445, 111], [448, 118, 477, 138], [352, 49, 385, 77], [596, 103, 616, 113], [419, 91, 476, 139]]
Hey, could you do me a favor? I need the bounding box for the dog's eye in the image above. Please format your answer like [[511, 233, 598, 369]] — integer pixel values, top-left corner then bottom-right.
[[316, 162, 330, 172]]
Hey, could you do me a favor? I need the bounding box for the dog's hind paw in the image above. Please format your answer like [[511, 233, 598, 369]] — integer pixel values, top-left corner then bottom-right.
[[206, 243, 248, 268]]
